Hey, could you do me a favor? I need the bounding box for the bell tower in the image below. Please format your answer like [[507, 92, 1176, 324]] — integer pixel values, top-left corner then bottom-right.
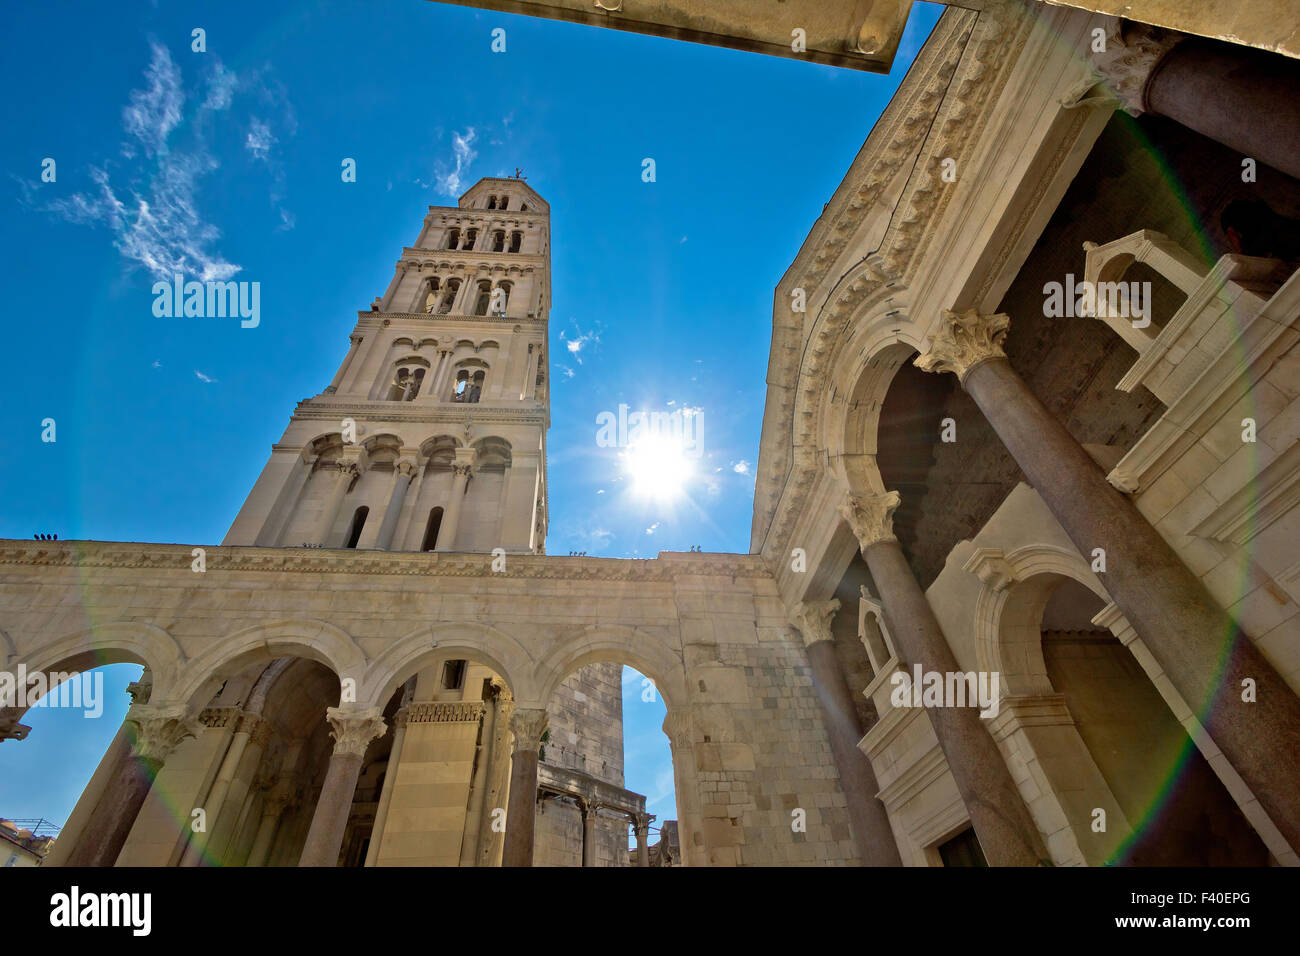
[[225, 175, 551, 555]]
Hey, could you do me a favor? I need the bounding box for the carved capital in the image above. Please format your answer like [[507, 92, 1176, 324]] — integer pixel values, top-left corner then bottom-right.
[[661, 709, 694, 751], [509, 708, 548, 753], [962, 547, 1019, 592], [240, 713, 275, 749], [324, 706, 387, 758], [1089, 19, 1183, 116], [788, 599, 842, 648], [334, 460, 361, 482], [394, 459, 418, 480], [127, 704, 201, 764], [839, 491, 902, 551], [915, 309, 1010, 383], [453, 463, 474, 479]]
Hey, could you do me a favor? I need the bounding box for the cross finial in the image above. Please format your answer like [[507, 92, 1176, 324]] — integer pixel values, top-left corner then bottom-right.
[[514, 167, 526, 180]]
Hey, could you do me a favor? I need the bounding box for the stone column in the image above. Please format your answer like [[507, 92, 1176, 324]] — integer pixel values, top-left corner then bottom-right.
[[788, 599, 902, 866], [364, 706, 409, 867], [477, 691, 514, 866], [502, 707, 548, 867], [180, 712, 264, 867], [245, 789, 290, 867], [313, 461, 359, 547], [581, 801, 599, 867], [633, 813, 651, 867], [435, 449, 476, 552], [374, 459, 417, 551], [840, 492, 1050, 866], [298, 707, 386, 867], [915, 308, 1300, 853], [1091, 21, 1300, 180], [62, 705, 199, 867]]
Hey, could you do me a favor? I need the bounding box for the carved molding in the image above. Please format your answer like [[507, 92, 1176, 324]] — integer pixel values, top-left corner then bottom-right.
[[404, 701, 485, 725]]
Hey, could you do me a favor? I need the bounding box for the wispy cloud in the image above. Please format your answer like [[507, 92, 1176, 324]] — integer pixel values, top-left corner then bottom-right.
[[645, 522, 660, 535], [560, 322, 601, 366], [21, 40, 297, 280], [433, 127, 478, 196], [194, 369, 217, 383]]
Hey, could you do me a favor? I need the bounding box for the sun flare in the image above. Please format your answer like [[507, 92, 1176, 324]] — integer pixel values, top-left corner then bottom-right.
[[623, 434, 694, 502]]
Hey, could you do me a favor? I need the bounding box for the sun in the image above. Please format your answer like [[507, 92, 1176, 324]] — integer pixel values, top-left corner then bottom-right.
[[622, 433, 695, 503]]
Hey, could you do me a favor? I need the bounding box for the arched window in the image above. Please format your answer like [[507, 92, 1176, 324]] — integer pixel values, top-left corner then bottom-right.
[[386, 365, 427, 401], [439, 279, 461, 313], [445, 228, 460, 251], [509, 231, 522, 253], [473, 280, 492, 316], [345, 506, 369, 549], [453, 368, 485, 404], [492, 230, 506, 252], [463, 228, 477, 251], [487, 196, 497, 210], [420, 277, 441, 313], [499, 196, 508, 210], [421, 507, 444, 551], [519, 203, 527, 212], [492, 281, 511, 315]]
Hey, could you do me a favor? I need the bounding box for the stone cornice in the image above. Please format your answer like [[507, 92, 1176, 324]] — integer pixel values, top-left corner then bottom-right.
[[291, 399, 547, 426], [405, 701, 485, 724], [0, 539, 773, 583], [355, 311, 547, 328], [401, 247, 545, 263]]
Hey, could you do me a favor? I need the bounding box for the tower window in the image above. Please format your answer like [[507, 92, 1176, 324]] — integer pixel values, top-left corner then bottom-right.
[[491, 281, 511, 315], [487, 196, 497, 210], [492, 230, 505, 252], [453, 368, 485, 404], [442, 659, 467, 690], [421, 277, 441, 313], [439, 279, 461, 313], [445, 228, 460, 251], [498, 196, 508, 210], [509, 231, 522, 253], [473, 280, 492, 316], [463, 229, 477, 251], [344, 506, 369, 549], [421, 507, 444, 551]]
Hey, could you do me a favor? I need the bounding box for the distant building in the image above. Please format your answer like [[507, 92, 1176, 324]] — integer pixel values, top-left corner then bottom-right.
[[0, 819, 56, 867]]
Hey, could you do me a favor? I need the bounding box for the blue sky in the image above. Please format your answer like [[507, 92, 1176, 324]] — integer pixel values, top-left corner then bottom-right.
[[0, 0, 940, 844]]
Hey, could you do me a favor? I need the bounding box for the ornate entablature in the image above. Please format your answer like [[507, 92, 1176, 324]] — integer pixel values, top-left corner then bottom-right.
[[754, 4, 1033, 560]]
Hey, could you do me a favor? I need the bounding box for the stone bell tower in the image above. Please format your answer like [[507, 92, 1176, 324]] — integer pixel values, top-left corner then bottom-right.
[[224, 176, 551, 554]]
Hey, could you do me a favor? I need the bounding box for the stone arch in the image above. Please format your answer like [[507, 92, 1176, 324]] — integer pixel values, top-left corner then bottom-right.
[[171, 619, 364, 710], [9, 621, 183, 711], [964, 543, 1108, 698], [536, 625, 687, 712], [358, 622, 536, 710]]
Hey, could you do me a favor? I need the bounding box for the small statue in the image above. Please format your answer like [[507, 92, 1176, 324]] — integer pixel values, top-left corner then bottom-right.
[[424, 291, 436, 313]]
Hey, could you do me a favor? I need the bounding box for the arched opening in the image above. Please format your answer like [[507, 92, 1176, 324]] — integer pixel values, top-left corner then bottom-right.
[[445, 228, 460, 251], [487, 196, 497, 210], [1001, 573, 1271, 866], [0, 659, 145, 864], [421, 507, 444, 551], [508, 231, 522, 253], [472, 280, 492, 316], [344, 506, 369, 549], [492, 281, 512, 315], [491, 230, 505, 252], [462, 229, 478, 251], [362, 645, 517, 866], [438, 279, 461, 314]]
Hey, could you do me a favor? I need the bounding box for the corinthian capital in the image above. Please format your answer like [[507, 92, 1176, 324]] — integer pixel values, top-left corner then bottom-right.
[[1089, 19, 1183, 116], [325, 706, 387, 758], [839, 491, 901, 551], [914, 309, 1010, 383], [127, 704, 201, 764], [509, 708, 549, 753], [788, 599, 841, 648]]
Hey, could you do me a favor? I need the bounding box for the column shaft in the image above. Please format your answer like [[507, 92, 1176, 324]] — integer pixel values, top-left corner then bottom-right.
[[863, 536, 1050, 866], [804, 638, 902, 865], [502, 749, 539, 867], [297, 751, 365, 866], [374, 466, 414, 551], [581, 805, 597, 867], [963, 355, 1300, 851]]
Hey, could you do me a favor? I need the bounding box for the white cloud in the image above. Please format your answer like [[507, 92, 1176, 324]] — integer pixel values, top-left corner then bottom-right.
[[245, 118, 275, 160], [732, 460, 751, 475], [122, 42, 183, 157], [202, 61, 237, 112], [645, 522, 660, 535], [434, 128, 478, 196], [151, 360, 162, 368], [194, 369, 217, 383]]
